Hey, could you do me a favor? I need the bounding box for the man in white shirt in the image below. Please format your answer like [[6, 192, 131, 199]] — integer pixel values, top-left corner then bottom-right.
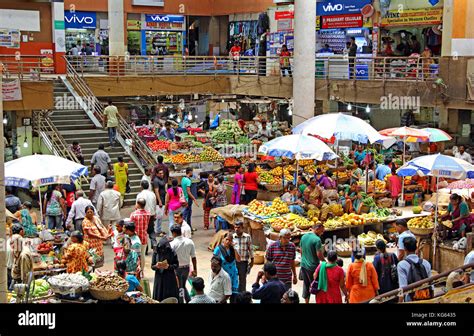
[[169, 225, 197, 303], [455, 145, 472, 164], [173, 212, 192, 239], [97, 181, 122, 232], [137, 180, 157, 249], [65, 190, 95, 231], [89, 166, 106, 208], [141, 167, 153, 191], [394, 219, 415, 260], [208, 256, 232, 304]]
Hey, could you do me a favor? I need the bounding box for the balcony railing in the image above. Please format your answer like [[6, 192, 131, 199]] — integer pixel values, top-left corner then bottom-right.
[[64, 55, 441, 81], [0, 54, 55, 80], [0, 54, 441, 81]]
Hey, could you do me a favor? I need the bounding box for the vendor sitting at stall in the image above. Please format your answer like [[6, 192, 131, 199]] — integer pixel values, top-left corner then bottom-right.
[[14, 201, 37, 237], [441, 194, 474, 238], [319, 170, 337, 190], [157, 121, 176, 141], [281, 184, 305, 215], [61, 231, 92, 273], [303, 177, 323, 208], [116, 260, 143, 293], [353, 145, 367, 164]]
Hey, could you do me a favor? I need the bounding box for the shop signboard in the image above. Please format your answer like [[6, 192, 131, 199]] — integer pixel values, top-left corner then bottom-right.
[[143, 14, 185, 31], [64, 11, 97, 29], [321, 14, 363, 29], [0, 29, 20, 48], [381, 8, 443, 26], [2, 79, 22, 101], [355, 64, 369, 80], [275, 11, 294, 20], [316, 0, 373, 16], [127, 20, 141, 30], [277, 19, 293, 31]]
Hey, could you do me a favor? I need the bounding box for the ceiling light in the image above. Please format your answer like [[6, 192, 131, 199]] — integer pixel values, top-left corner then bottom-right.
[[366, 105, 371, 113], [347, 103, 352, 111], [23, 139, 28, 148], [3, 117, 7, 124]]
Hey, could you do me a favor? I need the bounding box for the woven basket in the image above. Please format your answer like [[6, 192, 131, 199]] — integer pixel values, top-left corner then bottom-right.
[[408, 226, 434, 236], [265, 184, 283, 192], [336, 250, 352, 258], [254, 251, 265, 265], [249, 220, 264, 230], [89, 287, 127, 301]]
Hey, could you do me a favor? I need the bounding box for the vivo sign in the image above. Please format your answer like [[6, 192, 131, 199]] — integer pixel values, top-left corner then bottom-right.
[[317, 0, 372, 16], [64, 11, 96, 29], [145, 15, 185, 23]]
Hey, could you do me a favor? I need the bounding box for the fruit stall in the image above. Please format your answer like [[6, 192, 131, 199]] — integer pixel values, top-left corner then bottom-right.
[[9, 270, 159, 304], [241, 197, 436, 253]]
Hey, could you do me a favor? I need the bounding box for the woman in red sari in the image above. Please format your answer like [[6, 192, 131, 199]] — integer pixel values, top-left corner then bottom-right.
[[314, 251, 347, 303]]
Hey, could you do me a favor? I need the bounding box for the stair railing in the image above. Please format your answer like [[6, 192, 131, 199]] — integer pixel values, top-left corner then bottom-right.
[[34, 110, 89, 184], [63, 57, 156, 169]]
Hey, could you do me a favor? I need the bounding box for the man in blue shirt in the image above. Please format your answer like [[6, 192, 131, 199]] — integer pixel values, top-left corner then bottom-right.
[[252, 262, 287, 304], [157, 121, 175, 141], [397, 236, 431, 302], [375, 158, 392, 180]]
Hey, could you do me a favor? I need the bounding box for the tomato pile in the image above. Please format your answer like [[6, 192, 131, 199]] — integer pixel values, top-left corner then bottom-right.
[[224, 157, 240, 167], [147, 140, 171, 152]]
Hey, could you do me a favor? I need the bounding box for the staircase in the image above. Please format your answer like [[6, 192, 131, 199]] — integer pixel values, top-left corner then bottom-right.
[[48, 79, 144, 206]]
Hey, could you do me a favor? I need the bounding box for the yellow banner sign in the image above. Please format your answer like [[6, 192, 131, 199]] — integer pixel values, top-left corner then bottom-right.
[[381, 8, 443, 26], [127, 20, 141, 30]]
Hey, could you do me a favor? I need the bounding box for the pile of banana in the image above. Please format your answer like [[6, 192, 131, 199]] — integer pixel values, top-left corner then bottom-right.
[[267, 213, 312, 231], [324, 218, 349, 230], [407, 216, 434, 229], [358, 231, 386, 247]]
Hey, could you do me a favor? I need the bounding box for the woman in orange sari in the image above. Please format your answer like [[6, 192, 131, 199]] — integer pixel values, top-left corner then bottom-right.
[[62, 231, 91, 273], [82, 206, 109, 266], [346, 250, 380, 303]]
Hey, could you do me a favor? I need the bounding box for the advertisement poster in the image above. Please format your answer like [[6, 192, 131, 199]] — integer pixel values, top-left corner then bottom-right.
[[381, 8, 443, 26], [0, 29, 20, 48], [321, 14, 363, 29], [2, 79, 22, 101]]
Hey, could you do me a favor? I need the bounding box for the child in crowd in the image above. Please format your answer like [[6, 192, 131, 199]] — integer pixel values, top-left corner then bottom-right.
[[113, 221, 126, 271]]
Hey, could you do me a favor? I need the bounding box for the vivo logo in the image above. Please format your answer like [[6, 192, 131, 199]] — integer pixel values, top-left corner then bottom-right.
[[149, 15, 170, 22], [65, 14, 94, 25], [356, 69, 367, 75], [323, 3, 344, 12]]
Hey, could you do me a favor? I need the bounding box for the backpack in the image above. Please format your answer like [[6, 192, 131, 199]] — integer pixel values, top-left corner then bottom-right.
[[406, 258, 433, 301], [380, 253, 398, 287]]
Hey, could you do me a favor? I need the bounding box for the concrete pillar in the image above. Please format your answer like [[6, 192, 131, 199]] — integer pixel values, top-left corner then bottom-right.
[[208, 16, 220, 55], [108, 0, 126, 56], [52, 1, 66, 73], [439, 106, 449, 130], [441, 0, 454, 57], [292, 0, 316, 125]]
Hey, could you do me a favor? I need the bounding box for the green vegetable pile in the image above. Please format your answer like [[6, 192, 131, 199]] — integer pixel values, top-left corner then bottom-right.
[[361, 192, 377, 208], [375, 208, 391, 217], [210, 120, 244, 144], [30, 279, 50, 297]]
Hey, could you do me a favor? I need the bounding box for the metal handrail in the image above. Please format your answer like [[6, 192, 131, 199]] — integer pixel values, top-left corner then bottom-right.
[[63, 57, 156, 168], [63, 55, 441, 81], [35, 110, 89, 184]]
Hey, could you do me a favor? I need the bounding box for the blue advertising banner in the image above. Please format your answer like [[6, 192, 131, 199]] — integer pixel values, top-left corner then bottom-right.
[[145, 14, 185, 23], [64, 11, 97, 29], [317, 0, 373, 16]]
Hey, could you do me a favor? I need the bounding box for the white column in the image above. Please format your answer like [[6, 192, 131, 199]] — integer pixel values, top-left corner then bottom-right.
[[292, 0, 316, 125], [108, 0, 126, 55]]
